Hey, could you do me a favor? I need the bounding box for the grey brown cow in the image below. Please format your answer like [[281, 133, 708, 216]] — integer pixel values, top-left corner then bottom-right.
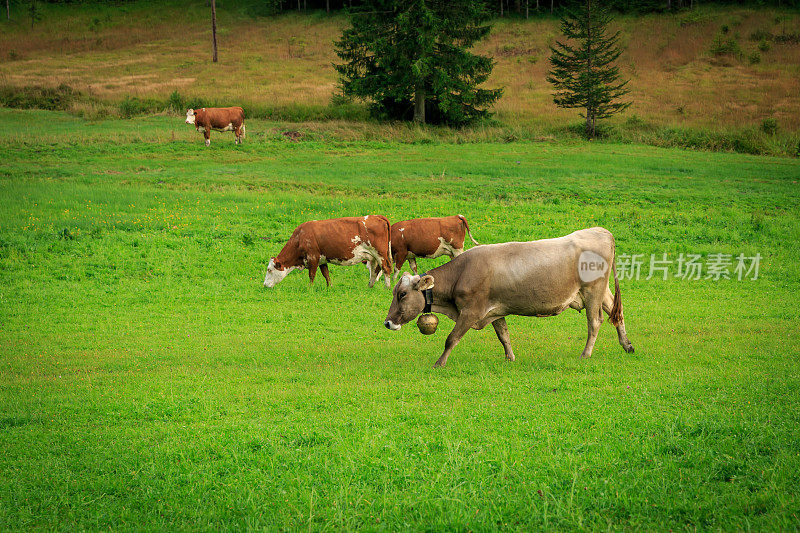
[[390, 215, 479, 278], [384, 227, 634, 367], [185, 107, 245, 146]]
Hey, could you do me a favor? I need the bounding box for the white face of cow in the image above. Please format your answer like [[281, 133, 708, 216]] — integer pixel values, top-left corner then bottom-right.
[[263, 258, 296, 288], [185, 109, 196, 125]]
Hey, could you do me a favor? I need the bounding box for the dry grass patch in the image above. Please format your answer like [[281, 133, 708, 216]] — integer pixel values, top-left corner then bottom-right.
[[0, 3, 798, 134]]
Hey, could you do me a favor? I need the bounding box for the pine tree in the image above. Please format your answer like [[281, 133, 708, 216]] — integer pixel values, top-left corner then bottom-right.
[[547, 0, 630, 138], [29, 0, 40, 28], [334, 0, 502, 125]]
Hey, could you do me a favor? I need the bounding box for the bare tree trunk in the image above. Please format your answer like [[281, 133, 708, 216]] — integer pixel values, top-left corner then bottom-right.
[[211, 0, 218, 63], [326, 0, 330, 12], [526, 0, 529, 19], [550, 0, 554, 15], [297, 0, 300, 11], [500, 0, 503, 16], [6, 0, 9, 21], [585, 0, 592, 138], [414, 87, 425, 124]]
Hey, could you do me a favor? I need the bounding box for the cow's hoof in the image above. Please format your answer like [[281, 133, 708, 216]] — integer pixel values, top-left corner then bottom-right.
[[624, 344, 635, 354], [505, 354, 515, 362], [433, 360, 446, 368]]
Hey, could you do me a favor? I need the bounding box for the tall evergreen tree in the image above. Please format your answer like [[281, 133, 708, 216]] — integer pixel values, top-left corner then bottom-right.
[[334, 0, 502, 125], [29, 0, 40, 28], [547, 0, 630, 138]]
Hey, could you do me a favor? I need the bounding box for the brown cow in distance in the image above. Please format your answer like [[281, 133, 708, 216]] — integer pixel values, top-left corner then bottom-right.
[[263, 216, 393, 288], [185, 107, 245, 146], [391, 215, 479, 277]]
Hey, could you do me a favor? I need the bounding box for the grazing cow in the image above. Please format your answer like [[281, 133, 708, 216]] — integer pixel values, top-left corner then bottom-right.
[[384, 227, 635, 367], [264, 216, 392, 288], [185, 107, 245, 146], [390, 215, 479, 277]]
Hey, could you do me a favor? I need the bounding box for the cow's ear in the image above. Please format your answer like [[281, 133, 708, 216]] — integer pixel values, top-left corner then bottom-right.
[[415, 275, 435, 291]]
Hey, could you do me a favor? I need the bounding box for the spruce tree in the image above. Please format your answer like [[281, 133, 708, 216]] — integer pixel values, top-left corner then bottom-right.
[[334, 0, 502, 125], [547, 0, 630, 138]]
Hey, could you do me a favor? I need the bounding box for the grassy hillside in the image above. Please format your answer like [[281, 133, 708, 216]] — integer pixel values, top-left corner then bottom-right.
[[0, 1, 799, 153], [1, 109, 800, 529]]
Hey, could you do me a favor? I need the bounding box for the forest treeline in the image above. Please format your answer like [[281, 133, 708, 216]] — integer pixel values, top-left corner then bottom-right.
[[23, 0, 800, 15]]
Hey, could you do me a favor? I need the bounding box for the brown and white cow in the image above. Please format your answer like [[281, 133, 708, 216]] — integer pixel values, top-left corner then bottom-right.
[[384, 227, 635, 367], [390, 215, 479, 278], [185, 107, 245, 146], [264, 216, 393, 288]]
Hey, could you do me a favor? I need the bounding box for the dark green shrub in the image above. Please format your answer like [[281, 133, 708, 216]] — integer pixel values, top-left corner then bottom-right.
[[118, 97, 146, 118], [0, 84, 79, 111], [118, 96, 163, 118], [709, 34, 742, 58], [761, 118, 777, 135], [168, 90, 185, 113], [774, 32, 800, 44]]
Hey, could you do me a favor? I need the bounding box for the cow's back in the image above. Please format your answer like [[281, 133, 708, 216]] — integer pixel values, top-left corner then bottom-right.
[[444, 227, 615, 316], [303, 216, 388, 261]]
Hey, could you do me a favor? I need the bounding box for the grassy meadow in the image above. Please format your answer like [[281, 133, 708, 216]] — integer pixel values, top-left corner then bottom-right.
[[1, 109, 800, 529]]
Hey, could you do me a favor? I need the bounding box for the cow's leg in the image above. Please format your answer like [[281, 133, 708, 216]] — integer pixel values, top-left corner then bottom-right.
[[603, 289, 634, 353], [307, 257, 319, 284], [235, 125, 242, 144], [367, 260, 379, 288], [371, 259, 390, 288], [409, 257, 419, 275], [380, 259, 391, 288], [434, 310, 480, 368], [204, 129, 211, 147], [492, 317, 515, 362], [452, 247, 465, 257], [580, 296, 603, 359], [319, 263, 331, 287], [392, 249, 407, 281]]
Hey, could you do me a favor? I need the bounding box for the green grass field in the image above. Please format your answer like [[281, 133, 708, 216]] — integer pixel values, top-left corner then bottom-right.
[[1, 108, 800, 530]]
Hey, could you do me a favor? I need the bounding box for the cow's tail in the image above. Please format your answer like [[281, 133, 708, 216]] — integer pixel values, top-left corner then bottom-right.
[[609, 256, 623, 327], [458, 215, 479, 245]]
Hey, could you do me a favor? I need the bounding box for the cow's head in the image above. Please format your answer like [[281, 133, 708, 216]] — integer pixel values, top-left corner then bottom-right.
[[185, 109, 196, 125], [263, 258, 297, 288], [384, 272, 434, 330]]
